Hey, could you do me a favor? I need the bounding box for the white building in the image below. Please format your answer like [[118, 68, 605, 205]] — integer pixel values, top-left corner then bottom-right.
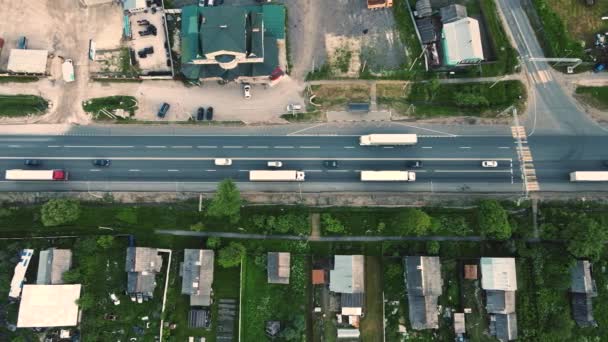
[[17, 284, 82, 328], [441, 17, 484, 66]]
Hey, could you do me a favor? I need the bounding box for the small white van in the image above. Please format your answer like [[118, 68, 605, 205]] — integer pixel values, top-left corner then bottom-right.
[[215, 158, 232, 166]]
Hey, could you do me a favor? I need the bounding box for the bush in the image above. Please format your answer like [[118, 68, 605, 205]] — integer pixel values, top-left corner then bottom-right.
[[321, 214, 345, 234], [392, 208, 432, 235], [249, 213, 310, 235], [477, 200, 511, 240], [41, 199, 80, 227], [207, 237, 221, 249], [218, 242, 246, 268], [207, 179, 242, 224]]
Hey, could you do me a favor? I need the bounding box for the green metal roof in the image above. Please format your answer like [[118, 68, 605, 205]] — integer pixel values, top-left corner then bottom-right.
[[262, 5, 285, 39], [199, 6, 248, 55], [181, 6, 200, 64]]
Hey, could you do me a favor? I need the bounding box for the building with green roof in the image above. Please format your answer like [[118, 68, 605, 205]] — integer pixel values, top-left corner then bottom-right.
[[180, 4, 285, 82]]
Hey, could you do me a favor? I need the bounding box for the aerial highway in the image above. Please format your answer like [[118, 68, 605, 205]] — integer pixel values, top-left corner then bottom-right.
[[0, 132, 605, 193]]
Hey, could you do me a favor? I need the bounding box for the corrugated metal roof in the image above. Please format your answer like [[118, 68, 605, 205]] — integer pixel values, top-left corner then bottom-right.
[[441, 17, 484, 66], [480, 258, 517, 291], [330, 255, 364, 294], [7, 49, 48, 74]]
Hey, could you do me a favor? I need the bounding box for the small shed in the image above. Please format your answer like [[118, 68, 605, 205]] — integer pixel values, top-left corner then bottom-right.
[[454, 312, 466, 334], [337, 328, 360, 339], [415, 0, 432, 18], [7, 49, 48, 74], [312, 269, 326, 285], [464, 264, 478, 279]]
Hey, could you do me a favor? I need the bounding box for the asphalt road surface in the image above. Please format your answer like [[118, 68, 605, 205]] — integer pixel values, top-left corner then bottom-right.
[[0, 133, 605, 193]]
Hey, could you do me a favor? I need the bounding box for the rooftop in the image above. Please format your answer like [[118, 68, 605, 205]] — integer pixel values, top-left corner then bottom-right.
[[36, 248, 72, 285], [181, 249, 215, 306], [441, 17, 484, 66], [9, 249, 34, 299], [571, 260, 597, 295], [312, 269, 326, 285], [405, 256, 443, 296], [480, 258, 517, 291], [268, 252, 290, 284], [17, 284, 81, 328], [486, 290, 516, 314], [329, 255, 365, 294], [7, 49, 48, 74]]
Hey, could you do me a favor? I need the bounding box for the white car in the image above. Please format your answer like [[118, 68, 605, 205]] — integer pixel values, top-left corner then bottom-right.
[[482, 160, 498, 168], [215, 158, 232, 166], [267, 161, 283, 168], [286, 104, 302, 112], [243, 84, 251, 99], [109, 293, 120, 306]]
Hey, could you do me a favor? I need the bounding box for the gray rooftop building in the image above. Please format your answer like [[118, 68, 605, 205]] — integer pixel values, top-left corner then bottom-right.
[[486, 290, 516, 314], [267, 252, 291, 284], [36, 248, 72, 285], [570, 260, 598, 327], [330, 255, 365, 294], [125, 247, 163, 298], [490, 313, 518, 342], [440, 4, 468, 24], [404, 256, 443, 330], [180, 249, 215, 306]]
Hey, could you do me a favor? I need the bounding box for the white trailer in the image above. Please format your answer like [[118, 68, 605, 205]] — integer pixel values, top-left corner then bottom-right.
[[569, 171, 608, 182], [5, 169, 68, 181], [62, 59, 75, 83], [360, 171, 416, 182], [359, 134, 418, 146], [249, 170, 305, 182]]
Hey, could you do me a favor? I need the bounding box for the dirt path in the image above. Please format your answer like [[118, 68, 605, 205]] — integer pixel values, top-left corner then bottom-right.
[[286, 0, 321, 79], [310, 213, 321, 241]]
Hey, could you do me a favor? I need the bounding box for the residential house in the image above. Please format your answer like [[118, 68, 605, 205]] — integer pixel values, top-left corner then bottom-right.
[[36, 248, 72, 285], [330, 255, 365, 319], [440, 4, 484, 66], [570, 260, 598, 327], [480, 257, 518, 341], [268, 252, 290, 284], [9, 249, 34, 299], [404, 256, 443, 330], [17, 284, 82, 328], [125, 247, 163, 299], [180, 249, 214, 306]]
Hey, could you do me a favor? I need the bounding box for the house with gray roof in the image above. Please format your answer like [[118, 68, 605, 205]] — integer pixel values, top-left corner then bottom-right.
[[440, 4, 467, 24], [486, 290, 516, 314], [125, 247, 163, 299], [36, 248, 72, 285], [330, 255, 365, 317], [267, 252, 290, 284], [490, 312, 517, 342], [481, 258, 518, 341], [180, 249, 215, 306], [404, 256, 443, 330], [570, 260, 598, 327], [180, 4, 285, 83]]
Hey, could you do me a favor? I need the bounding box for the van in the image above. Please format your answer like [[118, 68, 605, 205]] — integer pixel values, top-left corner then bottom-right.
[[215, 158, 232, 166], [267, 161, 283, 168]]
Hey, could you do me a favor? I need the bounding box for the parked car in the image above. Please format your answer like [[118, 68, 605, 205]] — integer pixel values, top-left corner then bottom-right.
[[206, 106, 214, 120], [286, 104, 302, 112], [243, 84, 251, 99], [482, 160, 498, 168], [406, 160, 423, 168], [197, 107, 205, 120], [267, 161, 283, 168], [157, 102, 170, 118], [214, 158, 232, 166], [137, 19, 150, 26], [93, 159, 111, 167], [24, 159, 41, 167], [323, 160, 339, 168]]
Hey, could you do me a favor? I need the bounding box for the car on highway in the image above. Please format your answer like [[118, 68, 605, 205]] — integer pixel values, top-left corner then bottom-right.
[[406, 160, 423, 168], [197, 107, 205, 120], [215, 158, 232, 166], [482, 160, 498, 168], [267, 161, 283, 168], [24, 159, 41, 167], [157, 103, 170, 118], [323, 160, 339, 168], [93, 159, 111, 167], [243, 84, 251, 99], [206, 107, 214, 120]]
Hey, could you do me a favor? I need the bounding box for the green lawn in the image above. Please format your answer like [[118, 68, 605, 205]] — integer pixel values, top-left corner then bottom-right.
[[360, 256, 384, 342], [575, 86, 608, 111], [0, 94, 48, 116], [82, 96, 138, 119]]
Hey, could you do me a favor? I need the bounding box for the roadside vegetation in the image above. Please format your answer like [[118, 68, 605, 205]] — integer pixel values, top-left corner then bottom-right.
[[0, 94, 48, 117], [280, 111, 324, 122], [574, 86, 608, 110], [82, 96, 138, 120], [0, 76, 40, 83]]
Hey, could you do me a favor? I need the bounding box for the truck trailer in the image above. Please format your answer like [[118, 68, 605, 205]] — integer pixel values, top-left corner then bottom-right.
[[5, 169, 68, 181], [360, 171, 416, 182], [569, 171, 608, 182], [249, 170, 305, 182], [359, 134, 418, 146]]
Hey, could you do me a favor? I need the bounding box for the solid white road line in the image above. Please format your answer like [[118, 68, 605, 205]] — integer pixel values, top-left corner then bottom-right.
[[300, 146, 321, 149], [422, 146, 433, 149], [498, 147, 510, 149], [197, 146, 217, 149], [274, 146, 294, 149], [171, 146, 192, 149], [167, 169, 180, 172], [327, 170, 349, 172], [344, 146, 355, 149], [90, 169, 100, 172], [128, 169, 140, 172], [459, 146, 471, 149], [147, 146, 167, 148], [247, 146, 268, 149], [205, 169, 217, 172], [223, 146, 242, 148], [47, 145, 61, 148], [304, 170, 322, 172], [0, 157, 514, 161], [383, 146, 394, 149], [64, 145, 134, 148]]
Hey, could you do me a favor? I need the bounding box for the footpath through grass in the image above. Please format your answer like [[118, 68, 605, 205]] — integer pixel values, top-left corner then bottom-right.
[[575, 86, 608, 111], [0, 94, 48, 116]]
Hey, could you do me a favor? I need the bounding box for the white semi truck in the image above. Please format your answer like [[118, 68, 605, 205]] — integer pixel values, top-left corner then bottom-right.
[[359, 134, 418, 146], [360, 171, 416, 182], [5, 169, 68, 181], [569, 171, 608, 182], [249, 170, 305, 182]]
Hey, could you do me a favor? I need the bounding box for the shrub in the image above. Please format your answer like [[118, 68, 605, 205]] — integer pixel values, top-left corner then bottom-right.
[[41, 199, 80, 227]]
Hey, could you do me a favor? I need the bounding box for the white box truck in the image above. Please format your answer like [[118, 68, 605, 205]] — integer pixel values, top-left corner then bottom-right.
[[569, 171, 608, 182], [359, 134, 418, 146], [62, 59, 75, 83], [5, 169, 68, 181], [360, 171, 416, 182], [249, 170, 305, 182]]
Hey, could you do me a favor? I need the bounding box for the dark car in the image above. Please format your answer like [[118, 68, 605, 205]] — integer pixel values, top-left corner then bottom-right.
[[137, 19, 150, 26], [206, 107, 214, 120], [157, 103, 170, 118], [93, 159, 111, 167], [197, 107, 205, 120], [24, 159, 41, 167], [323, 160, 338, 168], [407, 160, 423, 168]]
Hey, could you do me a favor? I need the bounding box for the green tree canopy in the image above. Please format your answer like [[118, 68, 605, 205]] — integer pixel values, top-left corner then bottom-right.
[[207, 179, 242, 224], [41, 199, 81, 227], [565, 215, 607, 260], [207, 236, 221, 249], [393, 208, 432, 235], [477, 200, 511, 240], [321, 214, 345, 234], [218, 242, 246, 268]]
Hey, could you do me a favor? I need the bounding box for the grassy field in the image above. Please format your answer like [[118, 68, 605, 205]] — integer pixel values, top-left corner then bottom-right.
[[82, 96, 138, 119], [360, 256, 384, 342], [575, 86, 608, 110], [0, 94, 48, 116], [309, 84, 370, 109]]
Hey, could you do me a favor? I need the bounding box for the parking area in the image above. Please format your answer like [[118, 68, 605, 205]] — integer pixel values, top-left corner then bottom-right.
[[128, 10, 172, 74]]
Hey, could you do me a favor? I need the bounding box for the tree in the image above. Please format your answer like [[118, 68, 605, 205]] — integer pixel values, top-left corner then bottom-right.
[[427, 241, 440, 255], [62, 269, 82, 283], [76, 293, 95, 310], [281, 315, 306, 341], [321, 214, 345, 234], [393, 208, 432, 235], [218, 242, 246, 268], [565, 215, 607, 260], [207, 236, 221, 249], [96, 235, 114, 249], [190, 222, 206, 232], [41, 199, 80, 227], [207, 179, 242, 224], [477, 200, 511, 240]]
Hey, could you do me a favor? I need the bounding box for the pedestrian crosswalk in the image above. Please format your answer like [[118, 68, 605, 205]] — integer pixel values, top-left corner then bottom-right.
[[511, 126, 539, 192]]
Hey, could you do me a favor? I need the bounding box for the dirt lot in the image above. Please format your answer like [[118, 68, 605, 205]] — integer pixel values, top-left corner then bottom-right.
[[286, 0, 406, 79], [129, 10, 172, 74]]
